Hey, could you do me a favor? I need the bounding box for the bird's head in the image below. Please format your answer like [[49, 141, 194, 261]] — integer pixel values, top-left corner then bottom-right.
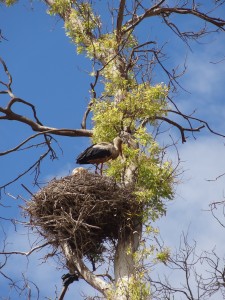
[[113, 136, 123, 157], [72, 167, 88, 176]]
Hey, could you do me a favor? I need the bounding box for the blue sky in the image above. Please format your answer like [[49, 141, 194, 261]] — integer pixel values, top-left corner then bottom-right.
[[1, 1, 225, 299]]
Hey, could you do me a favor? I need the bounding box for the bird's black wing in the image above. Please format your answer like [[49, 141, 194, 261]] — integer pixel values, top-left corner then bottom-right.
[[76, 145, 111, 164]]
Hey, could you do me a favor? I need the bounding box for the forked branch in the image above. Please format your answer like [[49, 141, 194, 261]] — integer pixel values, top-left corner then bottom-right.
[[124, 4, 225, 33], [0, 57, 93, 187]]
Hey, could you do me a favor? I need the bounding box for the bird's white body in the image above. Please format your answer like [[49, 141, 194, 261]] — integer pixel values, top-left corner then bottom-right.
[[72, 167, 88, 176]]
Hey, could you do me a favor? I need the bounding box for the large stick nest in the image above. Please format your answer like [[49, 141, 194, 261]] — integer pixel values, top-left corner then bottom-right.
[[25, 169, 141, 261]]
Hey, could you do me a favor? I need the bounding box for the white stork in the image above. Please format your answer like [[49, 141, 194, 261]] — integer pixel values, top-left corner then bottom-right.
[[72, 167, 88, 176], [76, 137, 123, 175]]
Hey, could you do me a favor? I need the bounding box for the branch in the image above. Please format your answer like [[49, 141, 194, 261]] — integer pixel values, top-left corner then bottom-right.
[[6, 97, 43, 125], [0, 30, 8, 42], [74, 255, 110, 296], [0, 101, 93, 137], [116, 0, 126, 38], [167, 109, 225, 139], [59, 286, 68, 300], [0, 57, 13, 96], [124, 4, 225, 33], [154, 116, 205, 143], [0, 132, 52, 156], [208, 200, 225, 228], [0, 59, 93, 138], [0, 242, 50, 256], [0, 58, 93, 187], [62, 243, 111, 297], [152, 48, 188, 91], [0, 148, 50, 189], [81, 70, 100, 129], [59, 273, 79, 300]]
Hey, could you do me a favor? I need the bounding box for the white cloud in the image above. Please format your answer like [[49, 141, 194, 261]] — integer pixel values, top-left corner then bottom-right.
[[43, 162, 74, 182], [185, 57, 225, 96], [158, 135, 225, 234], [171, 35, 225, 134], [152, 135, 225, 299]]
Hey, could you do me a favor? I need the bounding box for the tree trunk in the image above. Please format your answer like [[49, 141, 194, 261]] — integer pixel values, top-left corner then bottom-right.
[[114, 219, 142, 299]]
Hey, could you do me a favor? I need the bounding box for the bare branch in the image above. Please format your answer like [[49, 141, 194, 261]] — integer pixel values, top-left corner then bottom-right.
[[0, 57, 13, 96], [143, 115, 204, 143], [62, 243, 111, 297], [0, 132, 51, 156], [81, 70, 100, 129], [0, 57, 93, 140], [167, 109, 225, 139], [0, 149, 50, 189], [6, 97, 43, 125], [0, 242, 50, 256], [0, 100, 93, 137], [0, 30, 8, 42], [206, 172, 225, 182], [209, 199, 225, 228], [59, 285, 68, 300], [149, 232, 225, 299], [124, 4, 225, 33]]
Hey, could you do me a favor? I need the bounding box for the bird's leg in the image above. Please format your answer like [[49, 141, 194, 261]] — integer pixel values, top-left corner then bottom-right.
[[100, 163, 103, 176], [95, 164, 98, 174]]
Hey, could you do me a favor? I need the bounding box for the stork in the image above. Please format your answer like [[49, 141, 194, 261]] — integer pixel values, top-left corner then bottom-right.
[[72, 167, 88, 176], [76, 137, 123, 175]]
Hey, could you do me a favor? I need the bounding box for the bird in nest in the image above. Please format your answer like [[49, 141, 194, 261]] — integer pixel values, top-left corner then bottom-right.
[[76, 136, 123, 175]]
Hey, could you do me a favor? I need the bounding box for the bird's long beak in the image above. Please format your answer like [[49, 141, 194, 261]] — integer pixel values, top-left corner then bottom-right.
[[119, 146, 124, 159]]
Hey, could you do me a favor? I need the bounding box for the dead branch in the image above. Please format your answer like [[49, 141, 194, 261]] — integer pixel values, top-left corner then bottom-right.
[[206, 172, 225, 182], [0, 30, 8, 42], [0, 58, 93, 186], [0, 133, 52, 156], [155, 116, 205, 143], [0, 57, 93, 139], [0, 56, 13, 96], [81, 70, 100, 129], [72, 252, 110, 297], [209, 199, 225, 228], [149, 232, 225, 299], [0, 99, 93, 137], [0, 148, 50, 189], [59, 285, 68, 300], [124, 4, 225, 33], [167, 109, 225, 139], [0, 241, 50, 256]]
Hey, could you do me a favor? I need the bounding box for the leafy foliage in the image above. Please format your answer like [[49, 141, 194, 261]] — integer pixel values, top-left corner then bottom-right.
[[156, 248, 171, 263], [113, 275, 150, 300], [48, 0, 72, 16], [91, 83, 174, 220], [65, 7, 100, 54], [0, 0, 17, 5], [92, 83, 168, 139]]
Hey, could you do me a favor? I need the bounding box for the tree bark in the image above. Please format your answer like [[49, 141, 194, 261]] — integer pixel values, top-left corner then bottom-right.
[[114, 220, 142, 299], [61, 243, 111, 297]]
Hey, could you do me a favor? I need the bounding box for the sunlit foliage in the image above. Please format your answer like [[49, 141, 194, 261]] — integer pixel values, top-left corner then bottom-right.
[[47, 0, 176, 224]]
